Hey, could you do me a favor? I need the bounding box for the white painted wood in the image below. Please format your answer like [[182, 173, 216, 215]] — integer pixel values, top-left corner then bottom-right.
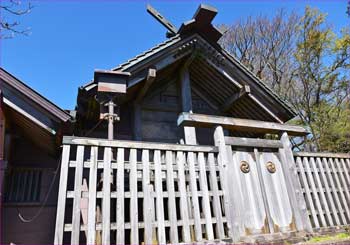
[[225, 136, 283, 148], [254, 149, 274, 233], [154, 150, 166, 244], [294, 152, 350, 159], [176, 151, 191, 243], [71, 145, 85, 245], [309, 157, 333, 227], [142, 150, 153, 245], [303, 157, 327, 227], [322, 158, 347, 225], [207, 152, 225, 239], [187, 151, 202, 241], [102, 147, 112, 245], [87, 147, 98, 244], [296, 156, 319, 228], [329, 158, 350, 222], [197, 152, 214, 240], [280, 133, 312, 232], [316, 157, 338, 226], [129, 148, 139, 244], [165, 151, 179, 243], [236, 151, 266, 233], [116, 148, 125, 244], [54, 145, 70, 245]]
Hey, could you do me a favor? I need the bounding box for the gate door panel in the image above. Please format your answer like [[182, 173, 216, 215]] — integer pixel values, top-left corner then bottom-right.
[[259, 152, 294, 232]]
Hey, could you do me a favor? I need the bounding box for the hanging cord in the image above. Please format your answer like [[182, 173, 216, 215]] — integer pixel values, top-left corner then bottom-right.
[[16, 152, 62, 223], [16, 114, 108, 222]]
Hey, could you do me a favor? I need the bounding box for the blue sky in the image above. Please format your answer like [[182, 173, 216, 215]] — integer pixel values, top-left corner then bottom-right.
[[1, 0, 349, 109]]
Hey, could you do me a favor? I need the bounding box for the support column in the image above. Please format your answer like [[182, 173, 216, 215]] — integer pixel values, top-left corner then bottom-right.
[[213, 126, 240, 241], [105, 100, 118, 140], [180, 65, 197, 145], [279, 132, 312, 232]]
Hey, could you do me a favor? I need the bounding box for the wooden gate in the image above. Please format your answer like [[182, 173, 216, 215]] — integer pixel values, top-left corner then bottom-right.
[[54, 136, 231, 245]]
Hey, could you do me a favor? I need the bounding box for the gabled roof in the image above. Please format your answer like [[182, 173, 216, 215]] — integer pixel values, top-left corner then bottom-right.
[[0, 67, 72, 153], [80, 4, 296, 123], [0, 68, 71, 123]]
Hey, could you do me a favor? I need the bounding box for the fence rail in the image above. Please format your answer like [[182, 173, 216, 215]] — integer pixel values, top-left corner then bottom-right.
[[294, 152, 350, 229]]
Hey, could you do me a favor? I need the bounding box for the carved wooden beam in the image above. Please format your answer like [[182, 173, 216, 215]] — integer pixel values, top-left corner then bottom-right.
[[221, 85, 250, 112], [135, 68, 156, 103]]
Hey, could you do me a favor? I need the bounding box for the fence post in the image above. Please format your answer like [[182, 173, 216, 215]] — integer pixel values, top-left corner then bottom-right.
[[279, 132, 312, 232], [213, 126, 240, 242]]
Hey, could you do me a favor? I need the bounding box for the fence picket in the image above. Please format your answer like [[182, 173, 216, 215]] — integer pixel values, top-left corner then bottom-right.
[[323, 158, 347, 225], [176, 151, 191, 242], [130, 148, 139, 244], [335, 159, 350, 204], [87, 147, 98, 244], [154, 150, 166, 244], [329, 158, 350, 221], [71, 146, 85, 244], [198, 152, 214, 240], [116, 148, 125, 244], [142, 149, 153, 245], [208, 152, 225, 239], [102, 147, 112, 245], [165, 151, 179, 243], [296, 157, 319, 228]]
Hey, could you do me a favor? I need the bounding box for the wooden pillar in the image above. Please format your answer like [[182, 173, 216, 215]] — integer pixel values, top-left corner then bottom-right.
[[279, 132, 312, 232], [213, 126, 239, 241], [180, 66, 197, 145]]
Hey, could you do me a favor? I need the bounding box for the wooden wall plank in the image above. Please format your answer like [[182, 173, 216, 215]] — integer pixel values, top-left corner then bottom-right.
[[303, 157, 327, 227], [340, 159, 350, 188], [296, 157, 319, 228], [176, 151, 191, 242], [130, 148, 139, 244], [116, 148, 125, 244], [71, 145, 85, 245], [208, 152, 225, 239], [322, 158, 347, 225], [154, 150, 166, 244], [102, 147, 112, 245], [54, 145, 71, 245], [142, 149, 153, 245], [197, 152, 214, 240], [87, 147, 98, 244], [165, 151, 179, 243], [187, 151, 202, 241]]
